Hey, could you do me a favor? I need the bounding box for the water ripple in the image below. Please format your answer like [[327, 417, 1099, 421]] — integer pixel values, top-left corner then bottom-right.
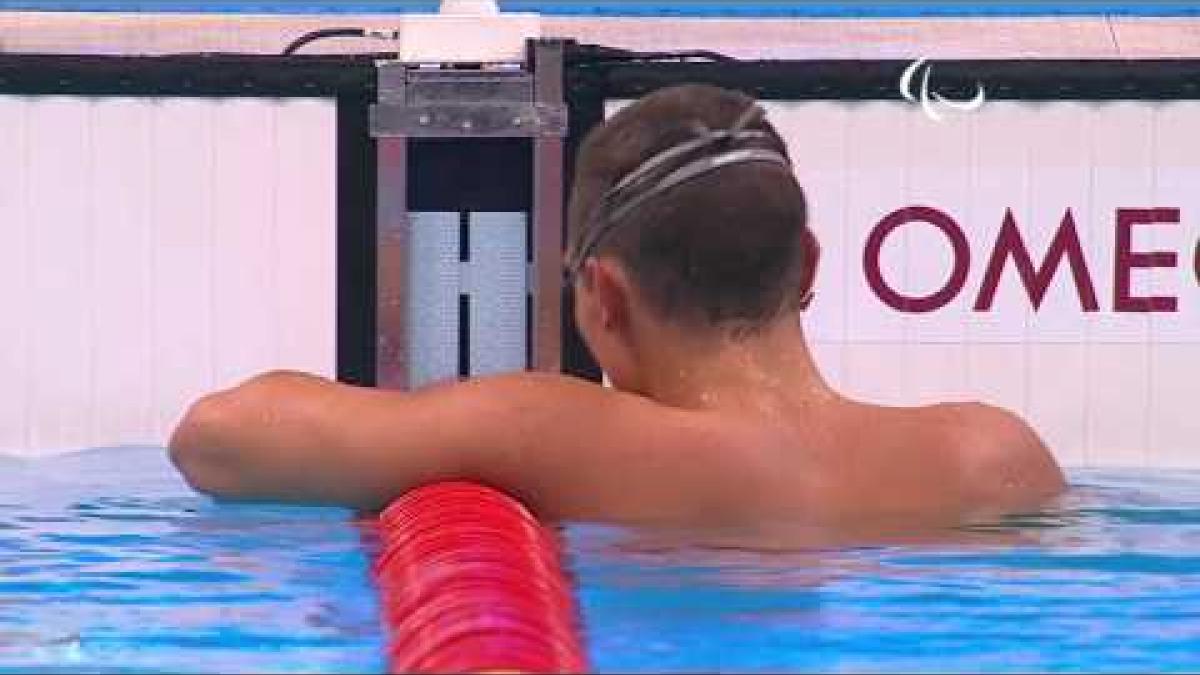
[[0, 447, 385, 674], [571, 467, 1200, 673]]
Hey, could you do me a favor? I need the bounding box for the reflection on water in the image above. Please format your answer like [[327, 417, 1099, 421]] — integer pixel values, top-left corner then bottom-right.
[[2, 448, 1199, 673], [567, 470, 1200, 672]]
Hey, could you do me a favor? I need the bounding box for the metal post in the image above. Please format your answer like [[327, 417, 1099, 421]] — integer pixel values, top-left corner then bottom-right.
[[376, 138, 410, 391], [531, 39, 565, 375]]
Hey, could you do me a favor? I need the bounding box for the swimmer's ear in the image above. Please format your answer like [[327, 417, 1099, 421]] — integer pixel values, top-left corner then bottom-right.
[[584, 258, 632, 331], [576, 257, 598, 290]]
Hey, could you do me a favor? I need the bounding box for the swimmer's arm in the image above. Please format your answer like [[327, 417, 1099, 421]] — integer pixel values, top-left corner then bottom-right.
[[169, 370, 755, 520]]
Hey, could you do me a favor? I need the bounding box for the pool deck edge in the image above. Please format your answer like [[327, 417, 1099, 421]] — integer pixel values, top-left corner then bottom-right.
[[0, 13, 1198, 58]]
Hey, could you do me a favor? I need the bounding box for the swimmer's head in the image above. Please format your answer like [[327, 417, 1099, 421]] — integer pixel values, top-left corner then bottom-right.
[[567, 84, 819, 388]]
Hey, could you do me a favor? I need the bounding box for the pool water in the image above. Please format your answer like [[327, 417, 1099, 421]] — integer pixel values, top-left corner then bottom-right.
[[2, 447, 1199, 672], [0, 448, 385, 673]]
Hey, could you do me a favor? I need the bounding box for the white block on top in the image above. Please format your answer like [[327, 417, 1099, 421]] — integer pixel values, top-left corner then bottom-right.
[[393, 4, 541, 65]]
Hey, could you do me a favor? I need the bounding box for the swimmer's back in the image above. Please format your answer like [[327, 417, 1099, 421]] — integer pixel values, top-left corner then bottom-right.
[[757, 399, 1067, 525], [171, 371, 1064, 529]]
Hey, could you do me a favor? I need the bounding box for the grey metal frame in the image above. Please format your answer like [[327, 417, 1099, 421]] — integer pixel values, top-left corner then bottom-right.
[[375, 139, 410, 390], [530, 40, 565, 374], [370, 39, 567, 389]]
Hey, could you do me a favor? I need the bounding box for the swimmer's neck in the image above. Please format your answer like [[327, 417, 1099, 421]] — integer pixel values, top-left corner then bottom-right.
[[624, 316, 834, 412]]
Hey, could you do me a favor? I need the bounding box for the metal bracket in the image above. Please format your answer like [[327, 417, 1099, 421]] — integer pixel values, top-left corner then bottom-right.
[[371, 101, 567, 138], [370, 61, 567, 139]]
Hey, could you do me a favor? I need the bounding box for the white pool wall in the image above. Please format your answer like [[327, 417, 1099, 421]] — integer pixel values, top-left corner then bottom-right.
[[0, 12, 1197, 469], [761, 100, 1200, 470], [0, 95, 338, 456]]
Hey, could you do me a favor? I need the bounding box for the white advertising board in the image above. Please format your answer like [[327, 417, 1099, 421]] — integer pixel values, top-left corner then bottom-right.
[[0, 96, 337, 456], [611, 99, 1200, 467]]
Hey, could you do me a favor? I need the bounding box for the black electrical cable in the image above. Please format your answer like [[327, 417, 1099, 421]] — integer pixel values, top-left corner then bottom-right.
[[282, 28, 369, 56], [567, 44, 736, 65]]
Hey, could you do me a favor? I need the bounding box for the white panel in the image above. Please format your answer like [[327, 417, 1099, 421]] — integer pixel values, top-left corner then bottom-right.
[[772, 102, 849, 344], [1084, 103, 1154, 467], [91, 98, 155, 446], [1085, 345, 1150, 467], [274, 99, 337, 377], [903, 343, 971, 405], [0, 97, 31, 452], [960, 106, 1033, 432], [1027, 344, 1087, 467], [966, 101, 1032, 344], [1152, 102, 1200, 344], [1025, 102, 1096, 343], [407, 212, 461, 389], [898, 109, 973, 407], [0, 96, 339, 456], [702, 99, 1200, 469], [786, 103, 848, 389], [807, 340, 844, 391], [967, 345, 1029, 419], [211, 99, 278, 389], [468, 212, 528, 378], [842, 344, 905, 407], [27, 97, 94, 452], [1150, 345, 1200, 469], [903, 103, 972, 345], [842, 101, 909, 343], [1088, 101, 1155, 343], [1149, 103, 1200, 468], [149, 98, 217, 441]]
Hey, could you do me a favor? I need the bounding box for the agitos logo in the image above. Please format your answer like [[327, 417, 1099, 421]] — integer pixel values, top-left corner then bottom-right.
[[863, 206, 1200, 314], [901, 57, 986, 122]]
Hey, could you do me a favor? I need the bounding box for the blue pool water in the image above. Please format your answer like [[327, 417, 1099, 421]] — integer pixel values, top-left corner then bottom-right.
[[2, 447, 1199, 672], [0, 1, 1197, 15], [0, 448, 385, 673]]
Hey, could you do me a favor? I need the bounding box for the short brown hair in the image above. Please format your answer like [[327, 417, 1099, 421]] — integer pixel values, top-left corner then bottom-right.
[[568, 84, 819, 334]]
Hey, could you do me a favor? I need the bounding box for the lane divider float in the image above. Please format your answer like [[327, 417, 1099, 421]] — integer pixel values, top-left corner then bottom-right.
[[373, 482, 588, 673]]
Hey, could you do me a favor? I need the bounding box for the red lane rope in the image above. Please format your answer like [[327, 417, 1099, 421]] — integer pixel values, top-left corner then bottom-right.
[[372, 482, 589, 674]]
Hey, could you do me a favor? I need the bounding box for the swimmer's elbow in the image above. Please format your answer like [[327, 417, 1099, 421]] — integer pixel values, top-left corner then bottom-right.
[[169, 392, 246, 499]]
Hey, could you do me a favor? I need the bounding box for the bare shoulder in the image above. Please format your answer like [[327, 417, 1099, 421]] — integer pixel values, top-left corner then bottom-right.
[[400, 371, 765, 522], [434, 370, 745, 457], [930, 402, 1067, 509]]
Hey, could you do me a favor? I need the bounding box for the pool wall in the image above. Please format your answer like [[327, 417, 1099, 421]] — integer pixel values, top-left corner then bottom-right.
[[0, 92, 339, 455], [0, 10, 1197, 469], [753, 97, 1199, 470]]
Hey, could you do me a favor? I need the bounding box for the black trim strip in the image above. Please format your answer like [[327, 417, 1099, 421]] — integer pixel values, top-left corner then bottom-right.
[[0, 53, 378, 97], [459, 211, 471, 263], [569, 58, 1200, 102], [336, 92, 377, 387], [459, 294, 471, 379]]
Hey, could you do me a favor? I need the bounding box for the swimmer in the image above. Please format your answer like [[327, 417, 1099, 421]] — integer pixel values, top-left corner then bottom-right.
[[169, 84, 1065, 529]]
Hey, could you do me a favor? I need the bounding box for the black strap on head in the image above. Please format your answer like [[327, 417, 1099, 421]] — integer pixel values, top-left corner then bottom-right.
[[566, 104, 793, 280]]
